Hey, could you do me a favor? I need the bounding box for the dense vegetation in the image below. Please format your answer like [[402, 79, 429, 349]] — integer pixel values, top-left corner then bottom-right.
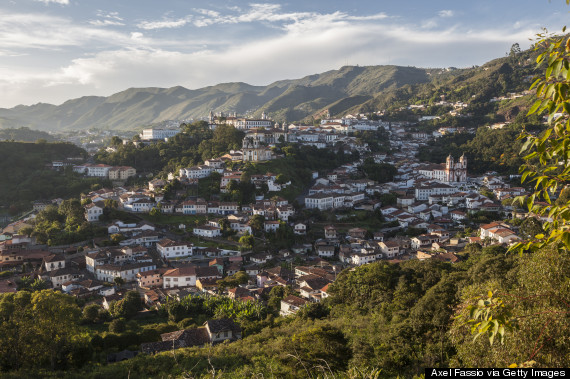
[[0, 141, 103, 213], [0, 127, 56, 142], [417, 126, 526, 174], [27, 200, 108, 246], [95, 122, 244, 175], [3, 242, 569, 378]]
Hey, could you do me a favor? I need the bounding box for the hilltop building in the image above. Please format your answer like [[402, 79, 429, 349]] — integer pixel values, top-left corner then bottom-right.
[[140, 128, 180, 141], [208, 111, 274, 130], [242, 137, 273, 162]]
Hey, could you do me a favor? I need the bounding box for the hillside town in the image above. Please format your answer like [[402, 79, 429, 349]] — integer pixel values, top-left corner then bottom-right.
[[0, 107, 536, 336]]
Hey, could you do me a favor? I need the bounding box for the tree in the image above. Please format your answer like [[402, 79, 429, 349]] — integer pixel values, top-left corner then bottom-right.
[[110, 233, 125, 244], [290, 325, 352, 372], [511, 27, 570, 253], [113, 276, 125, 288], [519, 217, 543, 239], [112, 291, 142, 319], [110, 136, 123, 147], [108, 318, 126, 333], [82, 304, 100, 323], [0, 290, 83, 370], [509, 42, 521, 60], [249, 215, 265, 235], [462, 16, 570, 365], [239, 232, 255, 251]]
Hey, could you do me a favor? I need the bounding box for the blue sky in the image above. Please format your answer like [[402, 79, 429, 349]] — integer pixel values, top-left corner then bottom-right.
[[1, 0, 569, 107]]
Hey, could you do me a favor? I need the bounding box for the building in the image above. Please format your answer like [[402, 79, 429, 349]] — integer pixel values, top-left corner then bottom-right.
[[140, 128, 181, 141], [418, 154, 467, 183], [209, 111, 274, 130], [242, 137, 273, 162], [141, 318, 241, 354], [136, 268, 166, 288], [163, 266, 197, 288], [85, 164, 113, 177], [280, 295, 308, 316], [193, 225, 222, 238], [95, 262, 157, 283], [108, 166, 136, 180], [85, 201, 105, 222], [157, 239, 193, 259]]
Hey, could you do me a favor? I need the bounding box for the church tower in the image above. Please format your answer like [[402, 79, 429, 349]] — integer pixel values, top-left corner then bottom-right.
[[445, 155, 454, 182], [458, 153, 467, 182]]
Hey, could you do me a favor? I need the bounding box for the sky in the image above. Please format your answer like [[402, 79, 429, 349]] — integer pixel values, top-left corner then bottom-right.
[[1, 0, 569, 108]]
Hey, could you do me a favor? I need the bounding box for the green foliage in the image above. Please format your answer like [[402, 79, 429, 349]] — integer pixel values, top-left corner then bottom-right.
[[0, 127, 55, 142], [359, 158, 398, 183], [511, 29, 570, 256], [417, 125, 530, 174], [0, 290, 85, 370], [95, 122, 244, 175], [296, 302, 330, 320], [460, 291, 515, 346], [31, 199, 106, 246], [0, 141, 99, 209], [111, 291, 142, 319], [238, 232, 255, 251], [82, 304, 100, 323], [108, 319, 126, 333], [217, 271, 250, 291], [291, 325, 352, 372]]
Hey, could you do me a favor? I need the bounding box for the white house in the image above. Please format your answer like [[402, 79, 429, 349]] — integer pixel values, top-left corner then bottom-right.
[[305, 193, 334, 210], [85, 202, 104, 222], [379, 241, 400, 258], [157, 239, 193, 259], [294, 223, 307, 235], [95, 262, 157, 283], [193, 225, 222, 238], [280, 295, 308, 316], [163, 266, 197, 288], [264, 221, 280, 233]]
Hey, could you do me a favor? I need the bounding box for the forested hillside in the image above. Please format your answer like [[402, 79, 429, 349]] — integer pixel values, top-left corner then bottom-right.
[[0, 142, 100, 212], [0, 127, 56, 142]]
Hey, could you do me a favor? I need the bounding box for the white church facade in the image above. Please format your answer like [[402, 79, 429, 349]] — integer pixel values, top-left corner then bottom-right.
[[418, 154, 467, 183]]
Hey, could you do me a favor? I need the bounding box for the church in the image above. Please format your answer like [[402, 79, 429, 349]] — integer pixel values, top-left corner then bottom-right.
[[242, 137, 273, 162], [417, 154, 467, 183]]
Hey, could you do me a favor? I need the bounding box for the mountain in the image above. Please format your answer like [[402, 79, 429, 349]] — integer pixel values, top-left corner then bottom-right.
[[0, 53, 535, 132], [0, 65, 432, 132]]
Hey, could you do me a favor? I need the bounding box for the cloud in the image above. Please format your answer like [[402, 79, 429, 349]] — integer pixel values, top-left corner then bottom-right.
[[3, 22, 533, 102], [438, 10, 454, 18], [89, 19, 125, 26], [0, 12, 149, 50], [90, 11, 124, 26], [34, 0, 69, 4], [0, 4, 543, 107], [137, 17, 191, 30], [136, 4, 321, 30]]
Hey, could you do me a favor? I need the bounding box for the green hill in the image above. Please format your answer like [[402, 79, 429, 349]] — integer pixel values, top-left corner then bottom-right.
[[0, 50, 537, 131]]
